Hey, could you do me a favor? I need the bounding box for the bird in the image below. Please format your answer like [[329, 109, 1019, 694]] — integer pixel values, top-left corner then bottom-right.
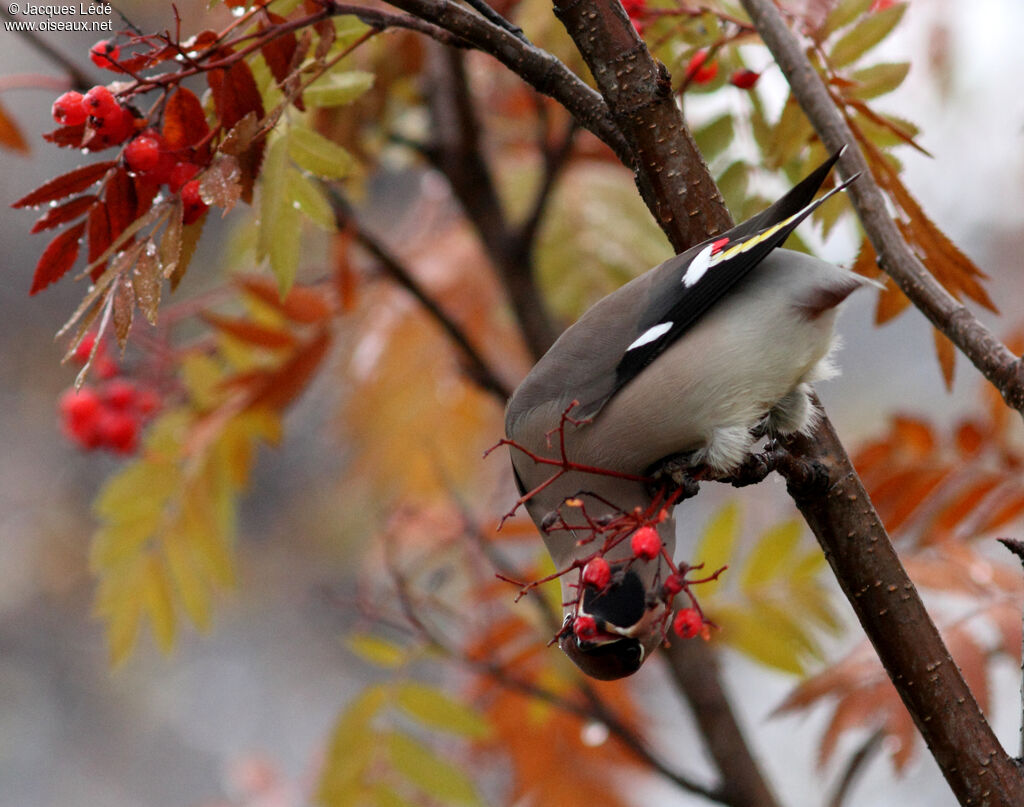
[[503, 149, 870, 680]]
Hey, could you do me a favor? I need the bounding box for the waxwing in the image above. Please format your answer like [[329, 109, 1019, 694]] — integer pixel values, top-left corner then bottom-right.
[[504, 149, 869, 679]]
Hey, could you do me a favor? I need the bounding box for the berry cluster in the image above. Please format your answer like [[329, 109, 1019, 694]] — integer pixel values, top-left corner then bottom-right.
[[50, 40, 208, 224], [58, 334, 161, 455]]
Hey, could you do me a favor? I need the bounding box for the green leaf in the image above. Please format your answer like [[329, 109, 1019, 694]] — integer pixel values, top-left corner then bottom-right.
[[821, 0, 873, 39], [848, 62, 911, 99], [304, 70, 374, 108], [258, 137, 302, 295], [694, 114, 735, 164], [717, 161, 750, 213], [769, 95, 813, 169], [740, 520, 803, 590], [395, 682, 492, 739], [287, 169, 336, 231], [347, 634, 409, 669], [287, 127, 356, 180], [829, 3, 908, 69], [386, 732, 482, 806]]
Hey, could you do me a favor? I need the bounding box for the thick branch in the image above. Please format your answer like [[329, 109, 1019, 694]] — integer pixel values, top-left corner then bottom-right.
[[738, 0, 1024, 416], [372, 0, 633, 166], [424, 46, 560, 358], [551, 0, 733, 247], [780, 413, 1023, 806]]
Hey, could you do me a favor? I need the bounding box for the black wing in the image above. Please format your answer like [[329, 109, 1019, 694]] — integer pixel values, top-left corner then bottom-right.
[[578, 148, 856, 419]]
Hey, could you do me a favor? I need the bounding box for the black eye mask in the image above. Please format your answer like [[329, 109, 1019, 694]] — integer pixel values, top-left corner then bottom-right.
[[581, 567, 647, 630]]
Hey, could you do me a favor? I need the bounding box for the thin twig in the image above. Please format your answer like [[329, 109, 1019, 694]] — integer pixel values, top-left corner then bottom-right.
[[738, 0, 1024, 416], [327, 188, 513, 401]]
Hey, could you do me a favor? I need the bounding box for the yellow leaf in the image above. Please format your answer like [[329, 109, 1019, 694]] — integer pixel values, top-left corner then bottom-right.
[[141, 555, 177, 653], [287, 126, 356, 180], [740, 519, 803, 590], [347, 634, 409, 669], [395, 682, 492, 739], [97, 569, 144, 665], [385, 731, 482, 806], [317, 685, 390, 805], [163, 532, 212, 630], [694, 501, 740, 596], [304, 70, 374, 107], [712, 603, 805, 675]]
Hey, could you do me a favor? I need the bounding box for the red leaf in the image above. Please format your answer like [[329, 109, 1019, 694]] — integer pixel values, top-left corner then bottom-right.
[[87, 200, 112, 281], [31, 194, 97, 233], [163, 87, 210, 151], [260, 13, 299, 88], [30, 220, 86, 294], [12, 161, 115, 209], [105, 166, 137, 241], [42, 122, 87, 149], [208, 60, 265, 132]]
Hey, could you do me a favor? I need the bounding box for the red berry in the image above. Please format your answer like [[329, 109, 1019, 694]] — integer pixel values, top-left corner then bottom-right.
[[83, 86, 119, 120], [573, 615, 599, 642], [98, 410, 140, 454], [662, 573, 685, 596], [582, 557, 612, 589], [124, 133, 165, 174], [168, 162, 200, 193], [52, 91, 87, 126], [135, 387, 162, 417], [95, 354, 120, 379], [90, 105, 136, 147], [59, 387, 103, 449], [90, 40, 122, 71], [685, 49, 719, 84], [103, 378, 138, 410], [180, 179, 208, 224], [729, 69, 761, 90], [630, 525, 662, 560], [673, 608, 703, 639], [72, 333, 98, 363]]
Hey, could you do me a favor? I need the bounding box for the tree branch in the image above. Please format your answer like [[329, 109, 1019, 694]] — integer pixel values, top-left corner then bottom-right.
[[369, 0, 633, 167], [328, 189, 514, 401], [738, 0, 1024, 416], [552, 0, 733, 246]]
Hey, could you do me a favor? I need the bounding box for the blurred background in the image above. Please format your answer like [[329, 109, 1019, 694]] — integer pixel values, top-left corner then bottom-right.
[[2, 1, 1023, 806]]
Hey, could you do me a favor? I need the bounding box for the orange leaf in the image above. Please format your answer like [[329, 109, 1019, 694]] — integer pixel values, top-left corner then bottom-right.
[[202, 311, 297, 350], [924, 475, 1002, 544], [954, 420, 985, 457], [163, 87, 210, 151], [874, 274, 911, 324], [871, 466, 950, 532], [30, 220, 86, 294], [890, 415, 936, 458], [0, 99, 29, 154], [237, 275, 334, 323], [932, 327, 955, 390], [225, 327, 333, 412], [977, 489, 1024, 534], [851, 235, 881, 278], [30, 194, 97, 233], [12, 161, 115, 209]]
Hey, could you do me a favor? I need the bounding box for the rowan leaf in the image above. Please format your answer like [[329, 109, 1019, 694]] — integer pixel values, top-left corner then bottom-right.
[[386, 732, 482, 806], [821, 0, 874, 39], [132, 242, 162, 325], [208, 59, 265, 131], [163, 87, 210, 150], [199, 153, 242, 213], [163, 530, 213, 630], [287, 126, 356, 180], [317, 685, 390, 804], [346, 634, 409, 669], [260, 12, 299, 87], [847, 62, 911, 99], [105, 165, 138, 242], [694, 113, 735, 164], [287, 168, 336, 231], [30, 219, 86, 294], [202, 311, 296, 350], [395, 682, 491, 739], [829, 3, 908, 69], [694, 501, 740, 595], [0, 99, 28, 154], [740, 519, 803, 589], [258, 136, 301, 295], [31, 194, 97, 234], [140, 555, 177, 653], [237, 275, 334, 323], [304, 70, 375, 107], [12, 161, 114, 208]]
